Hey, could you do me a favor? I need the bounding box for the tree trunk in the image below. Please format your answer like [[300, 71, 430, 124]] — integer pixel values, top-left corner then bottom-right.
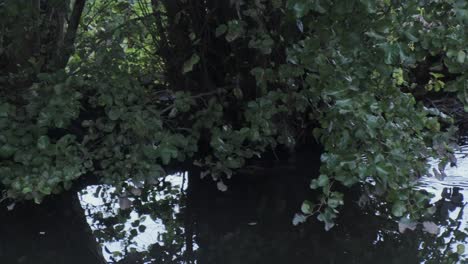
[[0, 0, 86, 88]]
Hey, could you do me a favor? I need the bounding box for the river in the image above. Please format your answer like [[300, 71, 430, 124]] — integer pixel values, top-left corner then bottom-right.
[[0, 144, 467, 263], [77, 142, 468, 264]]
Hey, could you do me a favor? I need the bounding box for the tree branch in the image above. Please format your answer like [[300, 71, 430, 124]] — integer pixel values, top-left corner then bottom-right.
[[56, 0, 87, 69]]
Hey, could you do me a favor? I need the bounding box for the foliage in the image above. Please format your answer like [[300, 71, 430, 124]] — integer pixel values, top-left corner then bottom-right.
[[0, 0, 467, 229]]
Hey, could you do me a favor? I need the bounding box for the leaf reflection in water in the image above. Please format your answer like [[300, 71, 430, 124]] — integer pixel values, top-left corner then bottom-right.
[[78, 147, 468, 264], [80, 173, 191, 263]]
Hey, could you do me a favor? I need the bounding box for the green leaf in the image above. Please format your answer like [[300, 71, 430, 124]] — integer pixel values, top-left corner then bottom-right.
[[272, 0, 282, 8], [0, 144, 16, 158], [233, 87, 243, 99], [365, 31, 386, 40], [226, 20, 244, 42], [317, 174, 329, 187], [34, 196, 44, 204], [22, 187, 32, 194], [37, 136, 50, 150], [39, 186, 52, 195], [457, 50, 466, 64], [317, 208, 336, 231], [108, 107, 121, 121], [457, 244, 465, 254], [291, 2, 308, 18], [375, 165, 389, 176], [182, 54, 200, 74], [225, 157, 243, 169], [0, 103, 9, 117], [310, 179, 319, 189], [328, 192, 344, 208], [215, 24, 227, 37], [160, 145, 178, 165], [427, 206, 437, 215], [189, 32, 196, 41], [391, 201, 406, 217], [301, 200, 313, 214]]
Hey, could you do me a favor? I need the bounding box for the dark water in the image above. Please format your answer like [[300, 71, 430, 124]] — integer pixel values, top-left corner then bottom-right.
[[0, 145, 467, 264]]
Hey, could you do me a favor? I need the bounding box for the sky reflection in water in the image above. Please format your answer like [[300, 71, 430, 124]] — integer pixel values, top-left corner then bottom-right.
[[80, 145, 468, 264]]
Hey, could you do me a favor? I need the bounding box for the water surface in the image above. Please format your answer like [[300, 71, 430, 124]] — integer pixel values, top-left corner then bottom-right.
[[77, 144, 468, 264], [1, 145, 467, 264]]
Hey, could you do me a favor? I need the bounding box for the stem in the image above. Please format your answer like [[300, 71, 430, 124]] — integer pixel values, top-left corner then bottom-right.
[[56, 0, 87, 69]]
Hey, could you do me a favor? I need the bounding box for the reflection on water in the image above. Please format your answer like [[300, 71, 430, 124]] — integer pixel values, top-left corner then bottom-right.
[[79, 173, 190, 263], [416, 143, 468, 263], [76, 145, 468, 264], [0, 146, 466, 263]]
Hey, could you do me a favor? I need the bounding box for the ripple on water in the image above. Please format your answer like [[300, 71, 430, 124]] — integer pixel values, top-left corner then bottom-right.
[[420, 144, 468, 183], [420, 176, 468, 189]]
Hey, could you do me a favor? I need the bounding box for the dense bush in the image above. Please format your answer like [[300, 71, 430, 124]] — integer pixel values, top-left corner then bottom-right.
[[0, 0, 467, 228]]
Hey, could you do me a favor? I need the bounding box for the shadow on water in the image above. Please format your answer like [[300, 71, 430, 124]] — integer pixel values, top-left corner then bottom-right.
[[0, 191, 106, 264], [0, 146, 467, 263]]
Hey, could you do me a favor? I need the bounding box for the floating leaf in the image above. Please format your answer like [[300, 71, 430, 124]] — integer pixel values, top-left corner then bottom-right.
[[217, 181, 228, 192], [200, 170, 209, 179], [6, 203, 15, 211], [398, 218, 417, 233], [129, 187, 142, 196], [119, 197, 132, 210], [422, 221, 439, 235]]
